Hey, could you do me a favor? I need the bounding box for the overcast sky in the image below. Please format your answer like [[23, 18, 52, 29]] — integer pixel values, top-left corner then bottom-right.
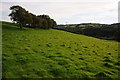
[[0, 0, 119, 24]]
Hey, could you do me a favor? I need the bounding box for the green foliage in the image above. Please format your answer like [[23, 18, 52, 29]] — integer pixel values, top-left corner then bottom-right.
[[9, 5, 57, 29], [9, 5, 32, 29], [2, 22, 119, 79]]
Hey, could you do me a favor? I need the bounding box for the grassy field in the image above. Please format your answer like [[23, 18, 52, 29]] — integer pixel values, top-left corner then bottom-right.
[[2, 21, 119, 79]]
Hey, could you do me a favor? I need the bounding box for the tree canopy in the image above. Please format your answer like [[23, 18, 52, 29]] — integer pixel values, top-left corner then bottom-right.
[[9, 5, 57, 29]]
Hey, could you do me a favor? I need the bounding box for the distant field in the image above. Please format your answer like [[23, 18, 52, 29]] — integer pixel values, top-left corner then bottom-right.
[[2, 21, 119, 78]]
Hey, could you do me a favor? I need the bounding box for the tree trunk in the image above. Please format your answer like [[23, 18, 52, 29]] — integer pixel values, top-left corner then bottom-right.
[[20, 24, 22, 29]]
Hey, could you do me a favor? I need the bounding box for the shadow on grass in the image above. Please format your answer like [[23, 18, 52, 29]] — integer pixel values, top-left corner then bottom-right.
[[2, 22, 27, 31]]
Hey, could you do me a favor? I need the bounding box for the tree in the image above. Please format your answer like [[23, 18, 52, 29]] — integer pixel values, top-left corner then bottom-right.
[[9, 5, 57, 29], [39, 14, 50, 19], [42, 19, 48, 29], [37, 15, 57, 29], [23, 11, 33, 27], [51, 19, 57, 28], [9, 5, 32, 29]]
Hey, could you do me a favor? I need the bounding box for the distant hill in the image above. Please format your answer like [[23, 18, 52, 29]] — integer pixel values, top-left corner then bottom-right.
[[2, 21, 119, 79], [56, 23, 120, 41]]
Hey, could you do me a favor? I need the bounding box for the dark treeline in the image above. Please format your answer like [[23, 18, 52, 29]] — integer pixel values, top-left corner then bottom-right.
[[55, 23, 120, 42], [9, 5, 57, 29]]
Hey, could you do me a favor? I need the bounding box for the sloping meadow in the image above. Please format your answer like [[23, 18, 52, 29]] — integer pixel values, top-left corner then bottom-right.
[[2, 22, 119, 79]]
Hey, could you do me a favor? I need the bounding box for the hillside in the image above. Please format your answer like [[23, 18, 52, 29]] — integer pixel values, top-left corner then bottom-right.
[[56, 23, 120, 41], [2, 21, 119, 79]]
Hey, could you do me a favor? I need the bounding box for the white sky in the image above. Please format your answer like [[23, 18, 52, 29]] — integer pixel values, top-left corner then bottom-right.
[[0, 0, 119, 24]]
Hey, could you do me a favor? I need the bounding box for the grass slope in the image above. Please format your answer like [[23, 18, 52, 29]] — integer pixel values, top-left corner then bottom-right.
[[2, 21, 119, 78]]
